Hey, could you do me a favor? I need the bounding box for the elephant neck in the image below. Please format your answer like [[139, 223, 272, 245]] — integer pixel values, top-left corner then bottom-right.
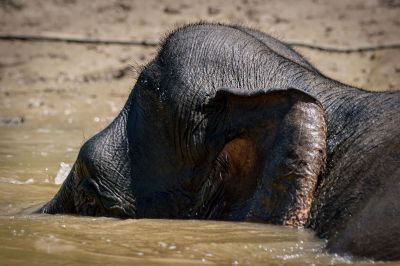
[[294, 72, 369, 156], [295, 71, 363, 110]]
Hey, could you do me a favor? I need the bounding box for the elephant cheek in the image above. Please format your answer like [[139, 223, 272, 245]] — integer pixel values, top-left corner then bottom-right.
[[39, 167, 77, 214]]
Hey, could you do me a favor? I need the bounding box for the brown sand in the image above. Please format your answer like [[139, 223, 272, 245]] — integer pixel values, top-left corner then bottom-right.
[[0, 0, 399, 129]]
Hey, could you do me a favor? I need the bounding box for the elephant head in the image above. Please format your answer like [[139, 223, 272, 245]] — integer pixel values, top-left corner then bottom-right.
[[41, 24, 327, 226], [41, 85, 326, 225]]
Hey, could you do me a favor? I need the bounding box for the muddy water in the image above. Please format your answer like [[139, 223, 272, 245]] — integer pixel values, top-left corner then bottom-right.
[[0, 89, 394, 266]]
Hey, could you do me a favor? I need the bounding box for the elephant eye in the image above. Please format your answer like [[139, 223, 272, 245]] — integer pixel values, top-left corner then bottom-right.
[[75, 178, 102, 215], [85, 194, 96, 205]]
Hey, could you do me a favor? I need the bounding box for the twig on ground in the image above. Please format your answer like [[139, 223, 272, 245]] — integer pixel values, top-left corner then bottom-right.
[[1, 34, 400, 53]]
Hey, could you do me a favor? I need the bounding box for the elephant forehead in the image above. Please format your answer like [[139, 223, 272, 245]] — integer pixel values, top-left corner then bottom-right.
[[160, 25, 264, 73], [155, 25, 293, 105]]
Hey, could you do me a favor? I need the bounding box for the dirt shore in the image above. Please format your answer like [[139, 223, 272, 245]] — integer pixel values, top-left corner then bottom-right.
[[0, 0, 399, 130]]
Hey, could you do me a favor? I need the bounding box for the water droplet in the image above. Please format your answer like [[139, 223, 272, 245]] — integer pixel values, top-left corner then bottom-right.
[[158, 241, 167, 248]]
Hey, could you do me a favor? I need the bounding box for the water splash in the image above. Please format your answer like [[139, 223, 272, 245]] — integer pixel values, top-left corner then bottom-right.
[[54, 162, 72, 185]]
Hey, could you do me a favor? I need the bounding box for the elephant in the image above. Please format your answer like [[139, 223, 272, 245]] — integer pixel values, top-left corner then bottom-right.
[[39, 23, 400, 261]]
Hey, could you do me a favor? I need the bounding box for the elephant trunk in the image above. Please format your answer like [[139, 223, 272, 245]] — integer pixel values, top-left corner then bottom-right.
[[38, 165, 76, 214]]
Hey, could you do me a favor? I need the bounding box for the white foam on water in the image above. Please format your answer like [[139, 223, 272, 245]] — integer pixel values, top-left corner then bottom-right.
[[54, 162, 72, 185], [0, 177, 35, 185]]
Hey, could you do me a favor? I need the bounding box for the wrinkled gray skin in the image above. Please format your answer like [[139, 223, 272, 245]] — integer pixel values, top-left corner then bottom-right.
[[40, 23, 400, 261]]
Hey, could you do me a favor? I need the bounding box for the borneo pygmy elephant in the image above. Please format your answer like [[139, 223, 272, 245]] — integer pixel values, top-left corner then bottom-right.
[[40, 23, 400, 261]]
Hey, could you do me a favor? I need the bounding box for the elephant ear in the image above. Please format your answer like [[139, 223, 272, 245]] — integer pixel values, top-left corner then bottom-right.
[[204, 88, 327, 226]]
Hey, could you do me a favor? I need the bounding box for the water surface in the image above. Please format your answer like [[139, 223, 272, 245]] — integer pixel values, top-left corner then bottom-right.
[[0, 104, 394, 266]]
